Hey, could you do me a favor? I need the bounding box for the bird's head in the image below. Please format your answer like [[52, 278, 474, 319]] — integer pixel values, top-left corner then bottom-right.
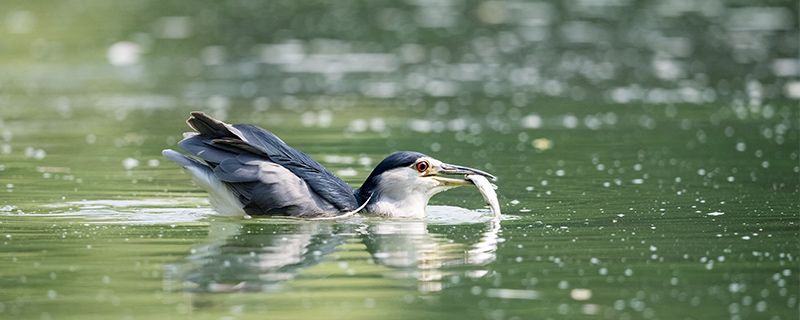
[[357, 151, 496, 218]]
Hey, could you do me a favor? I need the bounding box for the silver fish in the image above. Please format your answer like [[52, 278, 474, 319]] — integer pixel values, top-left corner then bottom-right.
[[466, 174, 501, 218]]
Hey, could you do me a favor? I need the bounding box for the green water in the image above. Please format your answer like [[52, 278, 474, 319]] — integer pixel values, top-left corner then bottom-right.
[[1, 1, 799, 319]]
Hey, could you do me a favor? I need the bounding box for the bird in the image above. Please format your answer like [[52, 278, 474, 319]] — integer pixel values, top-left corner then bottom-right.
[[162, 112, 496, 219]]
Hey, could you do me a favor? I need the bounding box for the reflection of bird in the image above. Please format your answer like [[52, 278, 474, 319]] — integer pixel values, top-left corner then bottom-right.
[[163, 221, 354, 293], [163, 112, 495, 218], [165, 219, 501, 294]]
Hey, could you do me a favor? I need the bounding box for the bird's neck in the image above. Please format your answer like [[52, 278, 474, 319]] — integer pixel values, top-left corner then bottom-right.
[[361, 192, 430, 218], [356, 181, 430, 219]]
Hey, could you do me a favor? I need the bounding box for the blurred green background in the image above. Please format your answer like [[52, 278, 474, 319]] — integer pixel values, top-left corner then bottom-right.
[[0, 1, 798, 319]]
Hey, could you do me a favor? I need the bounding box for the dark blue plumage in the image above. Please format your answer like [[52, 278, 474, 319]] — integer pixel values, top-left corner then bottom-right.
[[227, 124, 359, 211], [177, 112, 358, 216]]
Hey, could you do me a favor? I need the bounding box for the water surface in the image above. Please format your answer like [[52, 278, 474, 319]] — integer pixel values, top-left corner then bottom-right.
[[1, 1, 798, 319]]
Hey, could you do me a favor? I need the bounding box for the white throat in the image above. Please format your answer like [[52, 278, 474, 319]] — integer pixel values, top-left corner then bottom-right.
[[362, 167, 457, 218]]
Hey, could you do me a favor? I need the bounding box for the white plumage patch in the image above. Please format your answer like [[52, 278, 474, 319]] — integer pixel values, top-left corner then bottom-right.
[[184, 166, 246, 217], [366, 165, 460, 218]]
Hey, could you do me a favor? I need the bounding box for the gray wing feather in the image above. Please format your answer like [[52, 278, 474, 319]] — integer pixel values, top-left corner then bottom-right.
[[179, 135, 238, 164], [213, 159, 261, 183], [229, 124, 358, 211], [220, 160, 337, 216], [182, 112, 358, 211], [174, 112, 352, 216]]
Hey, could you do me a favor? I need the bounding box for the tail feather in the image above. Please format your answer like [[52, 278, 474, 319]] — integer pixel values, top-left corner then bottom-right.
[[162, 149, 201, 168], [162, 149, 246, 217], [186, 111, 234, 138]]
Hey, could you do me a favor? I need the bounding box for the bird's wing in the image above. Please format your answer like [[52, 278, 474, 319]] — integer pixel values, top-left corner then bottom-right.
[[181, 112, 359, 212], [217, 155, 340, 217]]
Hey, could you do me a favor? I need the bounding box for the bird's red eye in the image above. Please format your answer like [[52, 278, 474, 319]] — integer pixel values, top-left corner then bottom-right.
[[415, 161, 429, 172]]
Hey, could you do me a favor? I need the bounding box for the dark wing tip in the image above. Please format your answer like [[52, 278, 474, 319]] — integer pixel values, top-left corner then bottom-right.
[[186, 111, 232, 137]]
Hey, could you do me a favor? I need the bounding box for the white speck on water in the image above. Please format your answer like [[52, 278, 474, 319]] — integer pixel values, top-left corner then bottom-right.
[[707, 211, 725, 216], [558, 280, 569, 289], [742, 235, 751, 240], [632, 178, 644, 184], [47, 290, 57, 300], [486, 288, 540, 300], [736, 142, 746, 152], [107, 41, 141, 66], [25, 147, 46, 160], [785, 81, 800, 99], [349, 119, 369, 132], [582, 304, 599, 315], [369, 118, 386, 132], [555, 169, 565, 177], [323, 155, 355, 165], [697, 168, 706, 176], [520, 113, 542, 128], [756, 301, 767, 312], [570, 288, 592, 301], [761, 161, 769, 168], [727, 176, 735, 182], [590, 257, 599, 264], [147, 159, 160, 167], [358, 156, 372, 167], [532, 138, 553, 151], [649, 245, 657, 252], [336, 168, 358, 177], [599, 267, 608, 275], [122, 158, 139, 170], [470, 286, 482, 295], [562, 114, 579, 129], [624, 268, 633, 276]]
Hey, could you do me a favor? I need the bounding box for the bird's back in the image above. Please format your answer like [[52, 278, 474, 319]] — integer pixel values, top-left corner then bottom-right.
[[164, 112, 359, 217]]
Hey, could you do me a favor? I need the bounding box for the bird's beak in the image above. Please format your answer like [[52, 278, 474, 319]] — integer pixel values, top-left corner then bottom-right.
[[429, 163, 497, 186]]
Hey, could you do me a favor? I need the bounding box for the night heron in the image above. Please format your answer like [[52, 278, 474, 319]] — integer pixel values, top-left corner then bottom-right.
[[163, 112, 496, 219]]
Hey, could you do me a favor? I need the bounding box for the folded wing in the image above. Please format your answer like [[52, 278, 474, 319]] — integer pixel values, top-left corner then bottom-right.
[[176, 112, 359, 216]]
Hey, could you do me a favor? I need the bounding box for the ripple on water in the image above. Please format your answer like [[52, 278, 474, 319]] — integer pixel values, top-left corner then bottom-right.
[[14, 198, 215, 225], [10, 200, 514, 226]]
